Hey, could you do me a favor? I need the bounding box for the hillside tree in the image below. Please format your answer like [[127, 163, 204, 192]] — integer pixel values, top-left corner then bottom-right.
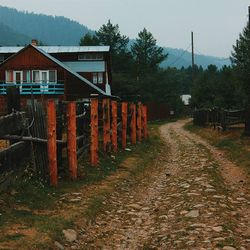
[[131, 28, 167, 77]]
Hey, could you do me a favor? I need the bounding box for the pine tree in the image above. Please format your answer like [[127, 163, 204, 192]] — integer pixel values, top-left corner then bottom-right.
[[131, 28, 167, 77], [79, 32, 99, 46], [231, 21, 250, 102], [96, 20, 129, 54]]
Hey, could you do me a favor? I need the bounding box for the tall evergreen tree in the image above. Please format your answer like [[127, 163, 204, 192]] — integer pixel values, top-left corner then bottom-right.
[[95, 20, 133, 73], [96, 20, 129, 54], [231, 21, 250, 103], [131, 28, 167, 77], [79, 32, 99, 46]]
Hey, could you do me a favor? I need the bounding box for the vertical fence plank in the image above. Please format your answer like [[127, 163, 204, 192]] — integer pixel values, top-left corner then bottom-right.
[[111, 100, 118, 153], [142, 105, 148, 139], [130, 103, 136, 144], [122, 102, 128, 149], [67, 102, 77, 180], [137, 102, 142, 142], [103, 98, 111, 153], [91, 98, 98, 166], [47, 99, 57, 186]]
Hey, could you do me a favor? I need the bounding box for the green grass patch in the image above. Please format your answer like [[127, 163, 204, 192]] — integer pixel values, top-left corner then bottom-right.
[[0, 122, 165, 247]]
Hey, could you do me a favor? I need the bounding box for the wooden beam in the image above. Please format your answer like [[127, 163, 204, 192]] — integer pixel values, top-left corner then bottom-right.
[[67, 102, 77, 180], [111, 101, 118, 153], [137, 102, 142, 142], [103, 98, 111, 153], [142, 105, 148, 139], [130, 103, 136, 144], [47, 100, 58, 187], [0, 135, 65, 144], [121, 102, 128, 149], [90, 98, 98, 166]]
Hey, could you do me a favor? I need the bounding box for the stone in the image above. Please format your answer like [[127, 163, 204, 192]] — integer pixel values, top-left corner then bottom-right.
[[212, 226, 223, 232], [185, 210, 199, 218], [127, 204, 141, 210], [54, 241, 64, 250], [223, 247, 236, 250], [62, 229, 77, 242], [68, 198, 81, 202]]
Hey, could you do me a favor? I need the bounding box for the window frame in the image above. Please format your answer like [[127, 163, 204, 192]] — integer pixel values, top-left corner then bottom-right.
[[78, 53, 104, 61]]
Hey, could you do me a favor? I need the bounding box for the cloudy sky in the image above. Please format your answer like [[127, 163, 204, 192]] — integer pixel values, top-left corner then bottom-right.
[[0, 0, 249, 57]]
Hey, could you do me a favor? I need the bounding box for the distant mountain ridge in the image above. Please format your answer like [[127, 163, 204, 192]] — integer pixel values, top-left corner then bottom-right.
[[162, 48, 231, 69], [0, 5, 231, 69], [0, 5, 93, 45]]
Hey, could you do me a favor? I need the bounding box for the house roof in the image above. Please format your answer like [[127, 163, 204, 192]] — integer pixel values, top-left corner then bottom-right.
[[34, 46, 108, 96], [0, 46, 110, 54]]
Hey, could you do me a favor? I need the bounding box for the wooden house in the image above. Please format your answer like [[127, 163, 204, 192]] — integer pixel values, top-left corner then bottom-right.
[[0, 41, 112, 112]]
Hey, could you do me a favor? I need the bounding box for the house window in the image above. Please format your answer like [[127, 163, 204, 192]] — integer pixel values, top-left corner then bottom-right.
[[32, 70, 40, 83], [5, 70, 13, 83], [93, 73, 98, 84], [23, 70, 31, 83], [98, 72, 103, 84], [92, 72, 103, 84], [32, 70, 57, 83], [78, 53, 103, 61], [49, 70, 56, 83]]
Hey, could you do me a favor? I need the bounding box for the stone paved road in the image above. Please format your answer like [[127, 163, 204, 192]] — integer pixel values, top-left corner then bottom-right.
[[70, 120, 250, 250]]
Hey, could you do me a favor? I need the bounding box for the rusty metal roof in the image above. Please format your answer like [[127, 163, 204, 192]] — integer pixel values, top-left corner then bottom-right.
[[0, 46, 110, 53]]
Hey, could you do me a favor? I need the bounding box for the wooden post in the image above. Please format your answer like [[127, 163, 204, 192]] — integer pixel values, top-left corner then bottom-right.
[[47, 99, 57, 186], [111, 100, 118, 153], [142, 105, 148, 139], [91, 98, 98, 166], [130, 103, 136, 144], [137, 102, 142, 142], [67, 102, 77, 180], [122, 102, 128, 149], [103, 98, 111, 153]]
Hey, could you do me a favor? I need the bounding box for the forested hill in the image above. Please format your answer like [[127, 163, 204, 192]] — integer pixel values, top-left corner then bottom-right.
[[0, 5, 230, 69], [0, 22, 31, 45], [162, 48, 231, 69], [0, 6, 92, 45]]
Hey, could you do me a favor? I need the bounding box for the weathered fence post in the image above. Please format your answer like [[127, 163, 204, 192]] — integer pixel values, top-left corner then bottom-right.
[[142, 105, 148, 139], [67, 102, 77, 180], [103, 98, 111, 153], [91, 98, 98, 166], [137, 102, 142, 142], [245, 105, 250, 136], [122, 102, 128, 149], [130, 103, 136, 144], [111, 100, 118, 153], [47, 99, 57, 186]]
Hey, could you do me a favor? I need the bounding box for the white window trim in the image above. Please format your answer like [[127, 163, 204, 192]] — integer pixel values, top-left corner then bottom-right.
[[31, 70, 57, 92], [13, 71, 23, 84], [31, 70, 57, 83], [5, 70, 12, 83], [78, 53, 104, 61]]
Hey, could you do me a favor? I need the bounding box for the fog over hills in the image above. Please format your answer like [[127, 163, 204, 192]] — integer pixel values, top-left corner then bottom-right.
[[0, 5, 231, 69]]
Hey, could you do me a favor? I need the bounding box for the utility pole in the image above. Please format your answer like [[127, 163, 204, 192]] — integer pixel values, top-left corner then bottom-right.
[[191, 31, 195, 81], [248, 6, 250, 29]]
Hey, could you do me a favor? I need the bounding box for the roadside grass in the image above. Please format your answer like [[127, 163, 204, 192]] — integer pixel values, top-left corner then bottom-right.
[[184, 122, 250, 173], [0, 122, 164, 248]]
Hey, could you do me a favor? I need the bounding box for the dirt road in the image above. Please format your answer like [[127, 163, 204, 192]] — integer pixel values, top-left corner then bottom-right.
[[71, 119, 250, 249]]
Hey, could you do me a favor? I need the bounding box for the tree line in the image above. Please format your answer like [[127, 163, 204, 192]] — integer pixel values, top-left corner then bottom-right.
[[79, 19, 249, 113]]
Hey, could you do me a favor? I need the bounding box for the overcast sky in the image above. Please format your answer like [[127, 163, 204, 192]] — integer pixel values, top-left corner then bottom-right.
[[0, 0, 249, 57]]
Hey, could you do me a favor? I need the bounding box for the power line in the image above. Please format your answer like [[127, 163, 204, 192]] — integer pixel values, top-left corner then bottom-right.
[[168, 44, 192, 67], [195, 48, 230, 61]]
